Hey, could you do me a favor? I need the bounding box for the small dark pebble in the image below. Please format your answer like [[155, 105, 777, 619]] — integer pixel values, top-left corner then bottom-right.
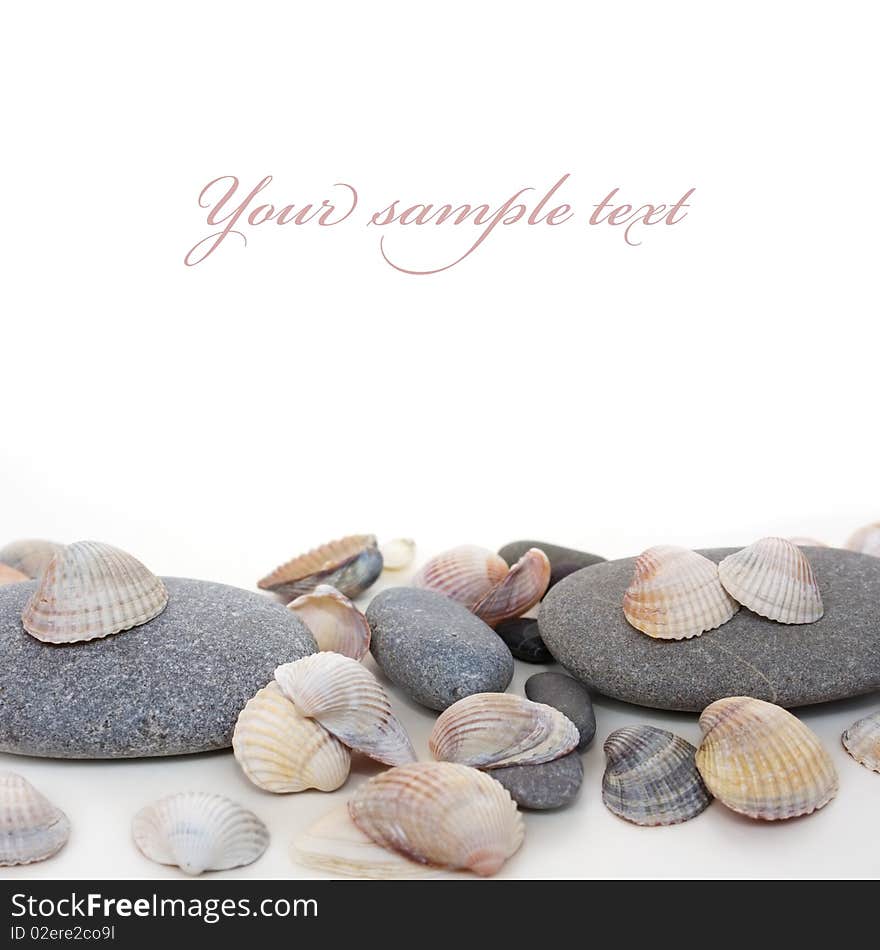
[[494, 617, 554, 664], [491, 752, 584, 810], [525, 671, 596, 750]]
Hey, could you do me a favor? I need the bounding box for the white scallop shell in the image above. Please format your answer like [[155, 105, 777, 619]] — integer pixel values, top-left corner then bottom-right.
[[21, 540, 168, 643], [472, 548, 551, 627], [0, 772, 70, 866], [380, 538, 416, 571], [232, 682, 350, 793], [274, 653, 416, 766], [132, 792, 269, 875], [845, 523, 880, 557], [0, 539, 65, 578], [841, 711, 880, 773], [718, 537, 823, 624], [287, 585, 370, 660], [412, 545, 509, 609]]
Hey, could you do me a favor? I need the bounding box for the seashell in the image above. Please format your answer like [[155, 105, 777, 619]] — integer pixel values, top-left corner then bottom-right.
[[232, 682, 350, 793], [472, 548, 551, 628], [0, 564, 29, 586], [349, 761, 524, 876], [412, 545, 509, 609], [21, 540, 168, 644], [718, 537, 823, 624], [789, 537, 828, 547], [287, 585, 370, 660], [429, 693, 578, 769], [623, 545, 738, 640], [845, 522, 880, 557], [841, 711, 880, 773], [0, 772, 70, 866], [602, 725, 711, 826], [695, 696, 838, 820], [380, 538, 416, 571], [0, 539, 65, 579], [132, 792, 269, 875], [274, 652, 415, 765]]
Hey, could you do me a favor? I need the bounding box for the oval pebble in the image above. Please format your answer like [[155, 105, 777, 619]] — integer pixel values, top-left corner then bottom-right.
[[525, 672, 596, 750], [494, 617, 554, 664], [490, 752, 584, 810]]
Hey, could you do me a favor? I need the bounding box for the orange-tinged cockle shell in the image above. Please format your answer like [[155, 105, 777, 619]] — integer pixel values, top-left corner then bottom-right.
[[0, 564, 28, 586], [412, 545, 509, 609], [472, 548, 551, 628], [287, 585, 371, 660], [0, 539, 65, 579]]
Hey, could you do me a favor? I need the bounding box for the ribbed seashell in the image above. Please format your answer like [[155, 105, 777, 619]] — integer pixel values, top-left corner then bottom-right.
[[472, 548, 551, 628], [695, 697, 838, 820], [623, 545, 739, 640], [845, 522, 880, 557], [380, 538, 416, 571], [0, 564, 28, 586], [841, 711, 880, 774], [132, 792, 269, 875], [274, 653, 415, 766], [429, 693, 578, 769], [258, 534, 383, 601], [287, 585, 370, 660], [232, 682, 350, 793], [718, 537, 823, 624], [349, 762, 524, 876], [21, 541, 168, 644], [0, 539, 65, 578], [602, 725, 711, 826], [0, 772, 70, 866], [412, 545, 509, 609]]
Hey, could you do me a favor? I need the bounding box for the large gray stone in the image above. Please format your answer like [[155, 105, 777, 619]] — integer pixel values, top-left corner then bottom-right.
[[538, 547, 880, 712], [0, 578, 316, 758]]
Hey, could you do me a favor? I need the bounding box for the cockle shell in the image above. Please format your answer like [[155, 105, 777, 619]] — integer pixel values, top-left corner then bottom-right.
[[845, 523, 880, 557], [623, 545, 738, 640], [21, 541, 168, 644], [718, 537, 823, 624], [258, 534, 383, 601], [0, 772, 70, 866], [472, 548, 551, 628], [132, 792, 269, 875], [602, 725, 711, 826], [274, 652, 415, 766], [232, 682, 350, 793], [349, 762, 524, 876], [695, 696, 838, 820], [429, 693, 579, 769], [0, 539, 65, 579], [0, 564, 28, 586], [841, 711, 880, 773], [380, 538, 416, 571], [287, 585, 370, 660], [412, 545, 509, 609]]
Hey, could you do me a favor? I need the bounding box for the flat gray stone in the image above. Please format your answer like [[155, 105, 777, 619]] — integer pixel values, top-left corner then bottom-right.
[[365, 587, 514, 711], [539, 547, 880, 711], [0, 578, 317, 758], [490, 752, 583, 810], [525, 672, 596, 750]]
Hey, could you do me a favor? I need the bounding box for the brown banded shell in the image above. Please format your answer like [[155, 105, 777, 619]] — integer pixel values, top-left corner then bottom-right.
[[695, 696, 838, 820], [472, 548, 551, 628], [349, 762, 524, 876], [232, 682, 350, 793], [0, 772, 70, 866], [429, 693, 578, 769], [623, 545, 738, 640], [718, 537, 823, 624], [0, 539, 65, 578], [274, 652, 416, 766], [841, 711, 880, 773], [258, 534, 383, 601], [602, 725, 711, 826], [845, 523, 880, 557], [412, 545, 509, 609], [287, 585, 370, 660], [0, 564, 28, 586], [21, 540, 168, 644]]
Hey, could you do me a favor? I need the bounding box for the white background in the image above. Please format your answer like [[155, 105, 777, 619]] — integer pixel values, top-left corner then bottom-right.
[[1, 1, 878, 880]]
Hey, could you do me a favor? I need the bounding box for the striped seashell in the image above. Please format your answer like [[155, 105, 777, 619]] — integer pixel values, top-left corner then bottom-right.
[[412, 545, 509, 609], [21, 541, 168, 644], [841, 711, 880, 774], [0, 564, 28, 586], [472, 548, 551, 628], [287, 585, 371, 660], [0, 539, 65, 579], [380, 538, 416, 571], [623, 545, 738, 640], [0, 772, 70, 866], [718, 537, 823, 624], [845, 522, 880, 558], [695, 696, 838, 820], [602, 725, 711, 826]]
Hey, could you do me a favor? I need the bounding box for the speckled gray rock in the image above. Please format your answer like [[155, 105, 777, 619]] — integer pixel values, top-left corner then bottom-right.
[[498, 540, 605, 589], [365, 587, 514, 711], [0, 578, 317, 758], [539, 547, 880, 712], [490, 752, 583, 810], [525, 672, 596, 750], [494, 617, 554, 664]]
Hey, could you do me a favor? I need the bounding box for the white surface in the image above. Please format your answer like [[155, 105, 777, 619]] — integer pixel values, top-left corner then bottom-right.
[[1, 1, 879, 880]]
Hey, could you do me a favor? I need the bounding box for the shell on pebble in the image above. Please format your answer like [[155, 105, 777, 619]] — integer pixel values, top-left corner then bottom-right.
[[845, 523, 880, 558], [412, 545, 509, 609], [274, 652, 416, 766], [718, 537, 823, 624], [380, 538, 416, 571], [258, 534, 383, 601], [602, 725, 711, 826], [0, 564, 29, 586], [349, 761, 524, 876], [21, 541, 168, 644], [0, 539, 65, 579], [0, 772, 70, 866], [695, 696, 838, 820], [429, 693, 579, 769], [623, 545, 738, 640], [232, 682, 350, 793], [841, 711, 880, 773], [132, 792, 269, 875], [287, 585, 370, 660], [472, 548, 551, 628]]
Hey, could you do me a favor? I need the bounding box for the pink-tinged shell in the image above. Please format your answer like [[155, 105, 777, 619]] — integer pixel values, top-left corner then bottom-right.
[[258, 534, 383, 600], [718, 537, 823, 624], [288, 585, 370, 660], [845, 523, 880, 557], [472, 548, 551, 628], [841, 711, 880, 774], [0, 564, 28, 586], [623, 545, 738, 640], [412, 546, 509, 609], [348, 762, 524, 876], [0, 539, 65, 579]]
